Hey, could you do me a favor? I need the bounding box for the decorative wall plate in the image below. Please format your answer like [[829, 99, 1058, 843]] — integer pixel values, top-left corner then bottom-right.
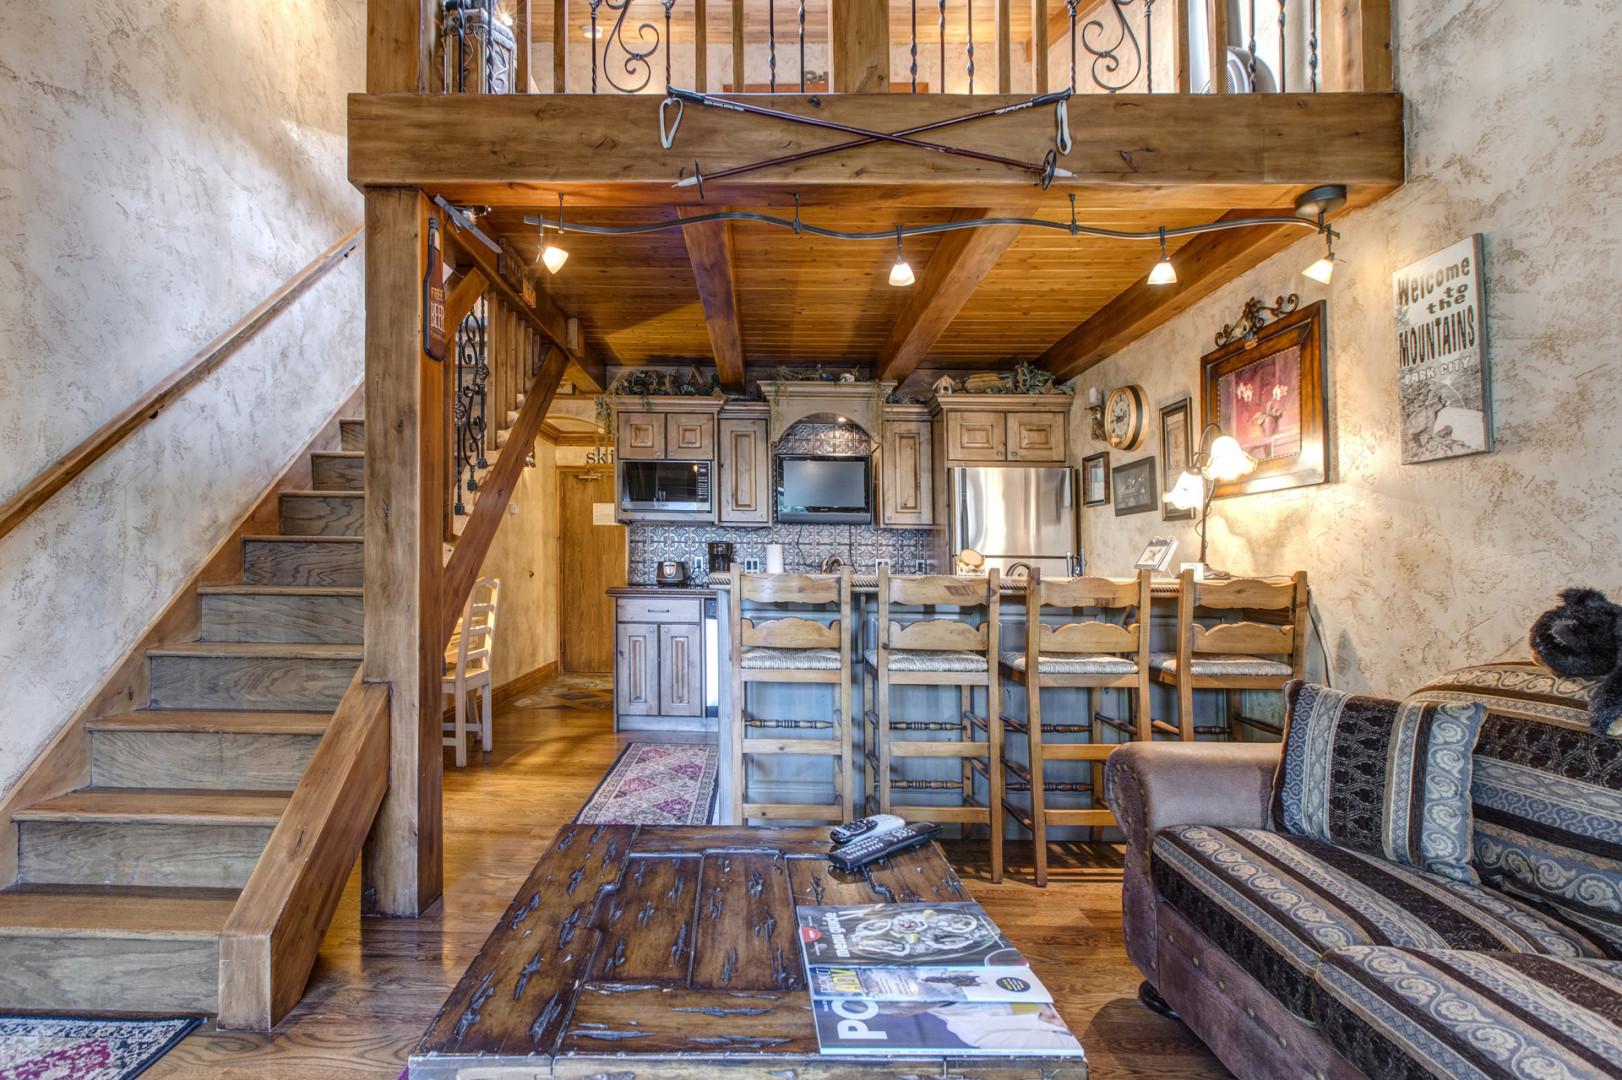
[[1105, 384, 1148, 450]]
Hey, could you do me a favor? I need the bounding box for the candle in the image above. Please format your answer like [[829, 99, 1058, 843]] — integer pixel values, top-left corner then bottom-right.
[[1088, 387, 1103, 407]]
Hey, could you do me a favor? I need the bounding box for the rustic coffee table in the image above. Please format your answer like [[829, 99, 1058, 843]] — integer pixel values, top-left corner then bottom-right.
[[412, 824, 1087, 1078]]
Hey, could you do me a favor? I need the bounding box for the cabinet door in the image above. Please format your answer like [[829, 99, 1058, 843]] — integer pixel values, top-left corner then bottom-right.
[[659, 623, 704, 716], [945, 410, 1007, 461], [616, 622, 659, 715], [881, 420, 934, 527], [618, 413, 665, 459], [718, 418, 770, 525], [666, 413, 715, 460], [1007, 411, 1067, 463]]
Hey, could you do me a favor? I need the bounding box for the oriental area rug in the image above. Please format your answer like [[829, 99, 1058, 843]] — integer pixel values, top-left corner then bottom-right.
[[0, 1015, 200, 1080], [574, 742, 719, 826]]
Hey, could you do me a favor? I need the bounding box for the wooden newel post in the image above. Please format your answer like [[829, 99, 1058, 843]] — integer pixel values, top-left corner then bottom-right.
[[829, 0, 890, 93], [361, 188, 446, 917]]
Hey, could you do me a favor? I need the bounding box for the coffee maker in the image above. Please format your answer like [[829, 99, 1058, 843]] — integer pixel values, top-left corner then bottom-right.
[[707, 541, 734, 573]]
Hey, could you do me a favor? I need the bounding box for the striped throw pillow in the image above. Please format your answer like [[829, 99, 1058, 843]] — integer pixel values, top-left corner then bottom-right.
[[1270, 681, 1486, 883]]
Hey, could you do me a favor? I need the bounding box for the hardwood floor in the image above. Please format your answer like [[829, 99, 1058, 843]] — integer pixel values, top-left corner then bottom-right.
[[149, 685, 1227, 1079]]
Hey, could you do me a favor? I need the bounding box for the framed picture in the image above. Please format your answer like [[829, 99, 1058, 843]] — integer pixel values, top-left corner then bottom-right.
[[1201, 300, 1328, 498], [1394, 235, 1492, 463], [1081, 451, 1111, 506], [1112, 456, 1158, 516], [1159, 397, 1195, 521], [1134, 536, 1180, 573]]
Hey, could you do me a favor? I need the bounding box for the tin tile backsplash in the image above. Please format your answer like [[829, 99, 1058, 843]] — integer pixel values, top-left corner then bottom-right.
[[627, 523, 935, 585]]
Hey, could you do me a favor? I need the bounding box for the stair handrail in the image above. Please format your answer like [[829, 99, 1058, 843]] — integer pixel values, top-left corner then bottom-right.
[[0, 225, 363, 543]]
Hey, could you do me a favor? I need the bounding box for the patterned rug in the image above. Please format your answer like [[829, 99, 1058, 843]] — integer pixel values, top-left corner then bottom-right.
[[0, 1015, 200, 1079], [513, 673, 614, 713], [574, 742, 719, 825]]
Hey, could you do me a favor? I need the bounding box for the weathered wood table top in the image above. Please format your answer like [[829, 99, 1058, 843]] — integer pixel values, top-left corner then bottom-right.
[[412, 824, 1087, 1079]]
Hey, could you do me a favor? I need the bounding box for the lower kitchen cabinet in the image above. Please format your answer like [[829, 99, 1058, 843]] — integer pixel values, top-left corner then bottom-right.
[[611, 591, 715, 732]]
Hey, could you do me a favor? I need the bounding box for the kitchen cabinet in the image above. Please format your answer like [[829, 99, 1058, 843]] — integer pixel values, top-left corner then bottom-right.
[[658, 623, 704, 716], [615, 622, 659, 715], [933, 396, 1072, 467], [614, 406, 719, 461], [879, 418, 933, 527], [945, 410, 1007, 461], [617, 413, 665, 459], [1007, 410, 1067, 463], [718, 416, 770, 525], [611, 591, 713, 731], [666, 413, 715, 460]]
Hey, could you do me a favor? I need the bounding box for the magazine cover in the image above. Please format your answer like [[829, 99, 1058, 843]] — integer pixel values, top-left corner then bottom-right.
[[808, 964, 1052, 1004], [811, 1000, 1084, 1057], [796, 903, 1026, 968]]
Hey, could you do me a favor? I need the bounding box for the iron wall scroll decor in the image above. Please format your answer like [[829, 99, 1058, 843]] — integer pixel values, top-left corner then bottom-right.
[[1214, 293, 1301, 349], [423, 218, 448, 363]]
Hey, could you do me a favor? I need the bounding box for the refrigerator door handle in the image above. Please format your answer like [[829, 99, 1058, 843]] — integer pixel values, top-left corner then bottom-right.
[[1062, 467, 1074, 508]]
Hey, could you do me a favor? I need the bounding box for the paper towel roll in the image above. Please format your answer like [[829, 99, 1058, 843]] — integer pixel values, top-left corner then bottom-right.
[[765, 543, 785, 574]]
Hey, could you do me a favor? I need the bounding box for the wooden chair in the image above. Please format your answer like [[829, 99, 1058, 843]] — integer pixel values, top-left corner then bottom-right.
[[1151, 570, 1309, 741], [443, 576, 500, 768], [998, 570, 1151, 887], [863, 569, 1004, 883], [730, 570, 854, 824]]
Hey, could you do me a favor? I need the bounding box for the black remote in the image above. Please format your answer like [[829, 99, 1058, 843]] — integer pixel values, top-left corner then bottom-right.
[[830, 814, 906, 846], [829, 822, 943, 873]]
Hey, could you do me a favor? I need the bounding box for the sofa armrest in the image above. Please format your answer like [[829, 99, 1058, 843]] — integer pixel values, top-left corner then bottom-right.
[[1105, 742, 1281, 981]]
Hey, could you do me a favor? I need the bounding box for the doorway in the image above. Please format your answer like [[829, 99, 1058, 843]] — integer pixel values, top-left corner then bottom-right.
[[557, 465, 626, 673]]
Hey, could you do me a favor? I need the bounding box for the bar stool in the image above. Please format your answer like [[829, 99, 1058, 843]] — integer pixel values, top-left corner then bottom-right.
[[729, 569, 854, 825], [998, 570, 1151, 887], [1151, 570, 1309, 741], [863, 568, 1003, 883]]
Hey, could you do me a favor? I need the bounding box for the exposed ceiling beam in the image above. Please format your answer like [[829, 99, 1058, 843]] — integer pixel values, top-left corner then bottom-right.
[[443, 269, 488, 330], [875, 208, 1025, 383], [677, 207, 747, 391]]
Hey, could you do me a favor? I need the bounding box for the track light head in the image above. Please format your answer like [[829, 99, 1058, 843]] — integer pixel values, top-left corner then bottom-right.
[[542, 243, 569, 274], [889, 226, 914, 287], [1147, 226, 1177, 286]]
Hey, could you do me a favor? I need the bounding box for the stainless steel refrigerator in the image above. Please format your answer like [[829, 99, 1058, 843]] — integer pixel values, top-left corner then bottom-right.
[[948, 466, 1080, 578]]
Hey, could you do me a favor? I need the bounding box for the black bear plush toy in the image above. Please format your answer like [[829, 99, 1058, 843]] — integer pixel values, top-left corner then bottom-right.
[[1529, 587, 1622, 736]]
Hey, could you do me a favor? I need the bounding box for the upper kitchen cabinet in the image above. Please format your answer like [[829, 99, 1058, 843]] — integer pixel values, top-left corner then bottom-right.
[[933, 395, 1071, 467], [667, 413, 716, 460], [879, 406, 933, 528], [718, 405, 770, 526], [614, 400, 723, 461], [617, 411, 665, 459]]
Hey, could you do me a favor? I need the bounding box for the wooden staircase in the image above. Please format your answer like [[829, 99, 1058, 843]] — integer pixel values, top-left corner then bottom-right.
[[0, 418, 370, 1016]]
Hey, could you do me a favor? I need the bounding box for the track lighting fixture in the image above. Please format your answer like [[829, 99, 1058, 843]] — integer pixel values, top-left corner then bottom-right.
[[888, 227, 915, 287], [1302, 224, 1341, 284], [1146, 227, 1178, 286], [540, 195, 569, 274]]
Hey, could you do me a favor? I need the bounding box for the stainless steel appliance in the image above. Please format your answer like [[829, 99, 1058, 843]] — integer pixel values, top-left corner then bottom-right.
[[948, 466, 1081, 578], [707, 541, 734, 573], [655, 560, 690, 587], [620, 460, 712, 515]]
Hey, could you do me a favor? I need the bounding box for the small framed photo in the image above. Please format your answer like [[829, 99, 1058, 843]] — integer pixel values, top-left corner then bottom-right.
[[1135, 536, 1180, 573], [1159, 397, 1195, 522], [1112, 456, 1159, 516], [1082, 451, 1111, 506]]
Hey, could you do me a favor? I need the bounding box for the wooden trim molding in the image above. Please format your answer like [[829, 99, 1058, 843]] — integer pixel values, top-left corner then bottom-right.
[[0, 226, 361, 544]]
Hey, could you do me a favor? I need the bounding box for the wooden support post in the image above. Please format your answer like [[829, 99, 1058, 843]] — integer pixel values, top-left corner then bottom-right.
[[678, 208, 747, 391], [515, 0, 532, 92], [695, 0, 708, 92], [731, 0, 745, 91], [997, 0, 1013, 93], [1174, 0, 1192, 92], [1327, 0, 1392, 91], [830, 0, 890, 93], [552, 0, 567, 91], [361, 188, 444, 917], [1032, 0, 1049, 92], [1206, 0, 1230, 93], [367, 0, 436, 93]]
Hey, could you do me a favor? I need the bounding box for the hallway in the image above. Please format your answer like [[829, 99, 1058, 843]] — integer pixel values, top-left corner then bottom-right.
[[147, 678, 1223, 1079]]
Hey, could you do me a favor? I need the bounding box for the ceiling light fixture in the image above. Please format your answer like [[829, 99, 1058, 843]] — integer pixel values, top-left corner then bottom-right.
[[540, 194, 569, 274], [888, 227, 915, 287], [1302, 223, 1341, 284], [1146, 226, 1178, 286]]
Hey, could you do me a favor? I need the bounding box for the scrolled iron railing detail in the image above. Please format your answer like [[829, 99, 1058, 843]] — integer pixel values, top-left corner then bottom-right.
[[600, 0, 667, 94], [452, 297, 490, 516], [1079, 0, 1144, 93]]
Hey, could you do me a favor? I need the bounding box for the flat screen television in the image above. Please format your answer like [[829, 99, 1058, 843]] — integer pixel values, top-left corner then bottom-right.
[[776, 455, 872, 524]]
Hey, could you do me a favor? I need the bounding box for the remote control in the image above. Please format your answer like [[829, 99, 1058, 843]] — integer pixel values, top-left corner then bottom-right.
[[829, 822, 943, 873], [830, 814, 906, 846]]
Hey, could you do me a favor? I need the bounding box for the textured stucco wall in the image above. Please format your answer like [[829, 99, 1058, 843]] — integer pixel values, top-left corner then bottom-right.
[[0, 0, 365, 795], [1070, 0, 1622, 695], [472, 437, 561, 689]]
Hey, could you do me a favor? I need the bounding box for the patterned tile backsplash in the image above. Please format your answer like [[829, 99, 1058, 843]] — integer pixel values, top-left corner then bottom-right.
[[627, 522, 936, 585]]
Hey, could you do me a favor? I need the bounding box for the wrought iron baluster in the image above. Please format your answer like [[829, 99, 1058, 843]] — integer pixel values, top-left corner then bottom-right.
[[798, 1, 806, 92], [1278, 0, 1286, 92], [1309, 0, 1319, 90], [664, 0, 675, 91], [1080, 0, 1142, 93], [601, 0, 667, 93], [769, 0, 777, 92], [966, 0, 975, 93], [938, 1, 946, 91], [590, 0, 602, 92], [1145, 0, 1154, 92], [452, 297, 490, 515], [1247, 0, 1258, 91], [910, 0, 919, 91], [1068, 0, 1079, 92]]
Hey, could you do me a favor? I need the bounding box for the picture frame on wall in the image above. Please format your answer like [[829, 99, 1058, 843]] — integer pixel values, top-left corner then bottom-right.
[[1394, 234, 1492, 463], [1201, 300, 1328, 498], [1112, 457, 1158, 516], [1081, 451, 1111, 506], [1159, 397, 1195, 521]]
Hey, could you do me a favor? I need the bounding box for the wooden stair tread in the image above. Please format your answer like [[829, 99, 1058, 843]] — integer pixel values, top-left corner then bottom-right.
[[310, 450, 364, 458], [0, 885, 238, 939], [16, 788, 292, 825], [145, 642, 363, 660], [196, 585, 362, 597], [242, 534, 362, 544], [280, 489, 363, 498], [89, 710, 331, 736]]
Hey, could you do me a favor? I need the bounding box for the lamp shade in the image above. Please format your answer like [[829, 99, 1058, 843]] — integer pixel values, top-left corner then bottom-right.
[[541, 243, 569, 274], [1163, 470, 1206, 512], [1146, 257, 1178, 286], [889, 258, 915, 287], [1302, 255, 1336, 284], [1205, 434, 1258, 482]]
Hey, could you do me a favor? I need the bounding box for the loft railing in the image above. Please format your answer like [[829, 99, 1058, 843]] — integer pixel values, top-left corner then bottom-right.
[[442, 1, 1385, 95]]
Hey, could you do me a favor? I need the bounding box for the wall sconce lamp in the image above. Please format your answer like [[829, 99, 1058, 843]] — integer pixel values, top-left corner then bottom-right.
[[1163, 423, 1259, 578]]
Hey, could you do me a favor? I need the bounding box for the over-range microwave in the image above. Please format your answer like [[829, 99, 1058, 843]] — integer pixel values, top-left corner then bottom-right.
[[620, 459, 712, 514]]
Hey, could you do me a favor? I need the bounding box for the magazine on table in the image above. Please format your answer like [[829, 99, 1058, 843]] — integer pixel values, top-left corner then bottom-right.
[[795, 902, 1027, 969], [808, 963, 1053, 1004], [811, 999, 1084, 1057]]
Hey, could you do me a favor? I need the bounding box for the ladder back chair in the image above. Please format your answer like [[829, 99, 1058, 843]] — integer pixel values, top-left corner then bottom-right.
[[863, 568, 1004, 882], [443, 576, 500, 768], [1151, 570, 1309, 741], [730, 569, 854, 825], [999, 570, 1151, 887]]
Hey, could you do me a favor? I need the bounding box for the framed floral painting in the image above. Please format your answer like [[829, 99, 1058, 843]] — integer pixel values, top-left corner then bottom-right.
[[1200, 300, 1328, 498]]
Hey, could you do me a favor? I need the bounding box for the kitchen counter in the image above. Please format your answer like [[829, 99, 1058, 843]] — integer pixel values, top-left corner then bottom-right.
[[607, 585, 718, 598]]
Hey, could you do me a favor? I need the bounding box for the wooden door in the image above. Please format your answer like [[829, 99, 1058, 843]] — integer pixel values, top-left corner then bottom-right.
[[1007, 410, 1067, 463], [658, 623, 704, 716], [945, 410, 1007, 461], [881, 420, 933, 527], [616, 622, 659, 714], [666, 413, 715, 460], [719, 418, 770, 524], [617, 412, 665, 459], [559, 467, 626, 672]]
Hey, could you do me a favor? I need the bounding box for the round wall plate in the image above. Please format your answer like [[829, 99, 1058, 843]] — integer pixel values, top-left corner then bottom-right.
[[1105, 385, 1148, 451]]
